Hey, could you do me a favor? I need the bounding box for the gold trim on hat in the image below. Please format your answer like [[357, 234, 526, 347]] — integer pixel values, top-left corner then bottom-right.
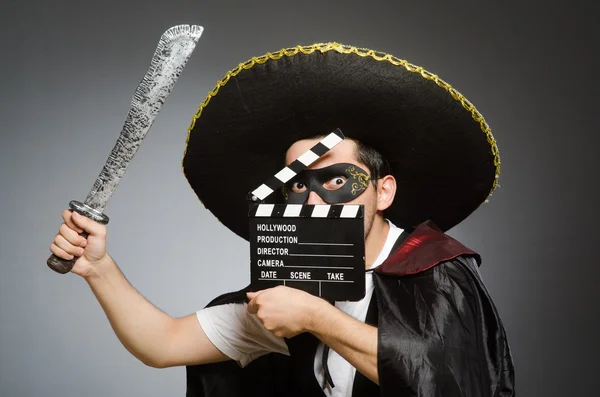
[[183, 42, 500, 198]]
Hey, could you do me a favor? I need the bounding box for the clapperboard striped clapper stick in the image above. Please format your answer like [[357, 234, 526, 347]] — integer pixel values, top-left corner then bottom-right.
[[247, 129, 367, 301]]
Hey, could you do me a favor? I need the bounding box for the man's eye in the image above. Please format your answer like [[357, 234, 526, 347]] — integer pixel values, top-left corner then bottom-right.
[[324, 176, 347, 190], [291, 181, 306, 193]]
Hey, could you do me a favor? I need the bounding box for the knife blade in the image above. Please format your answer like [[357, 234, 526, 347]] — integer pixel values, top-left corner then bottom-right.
[[47, 24, 203, 274]]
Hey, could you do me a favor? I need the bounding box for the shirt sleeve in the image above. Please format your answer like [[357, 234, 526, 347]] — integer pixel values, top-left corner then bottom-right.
[[196, 302, 290, 367]]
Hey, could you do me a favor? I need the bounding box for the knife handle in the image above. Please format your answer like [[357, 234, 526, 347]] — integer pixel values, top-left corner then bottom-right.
[[46, 201, 109, 274]]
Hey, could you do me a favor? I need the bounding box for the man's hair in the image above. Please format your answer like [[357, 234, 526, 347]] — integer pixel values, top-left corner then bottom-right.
[[350, 138, 392, 181]]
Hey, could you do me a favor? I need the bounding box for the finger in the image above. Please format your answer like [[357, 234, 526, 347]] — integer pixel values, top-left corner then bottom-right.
[[50, 242, 75, 260], [71, 211, 106, 237], [62, 210, 83, 233], [54, 234, 84, 257], [246, 291, 259, 300], [247, 297, 258, 315], [59, 223, 87, 247]]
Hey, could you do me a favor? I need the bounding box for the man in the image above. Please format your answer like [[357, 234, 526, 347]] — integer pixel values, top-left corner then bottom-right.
[[50, 42, 515, 396]]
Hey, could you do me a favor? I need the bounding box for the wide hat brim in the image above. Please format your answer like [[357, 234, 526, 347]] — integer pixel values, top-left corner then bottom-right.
[[183, 43, 500, 241]]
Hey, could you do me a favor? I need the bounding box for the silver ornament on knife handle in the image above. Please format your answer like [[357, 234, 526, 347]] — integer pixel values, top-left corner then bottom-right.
[[47, 24, 203, 274]]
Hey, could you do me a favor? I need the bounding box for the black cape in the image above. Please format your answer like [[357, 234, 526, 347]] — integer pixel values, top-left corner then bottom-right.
[[185, 221, 515, 396]]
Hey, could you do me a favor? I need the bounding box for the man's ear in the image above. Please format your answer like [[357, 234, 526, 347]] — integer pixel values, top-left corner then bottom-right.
[[376, 175, 396, 212]]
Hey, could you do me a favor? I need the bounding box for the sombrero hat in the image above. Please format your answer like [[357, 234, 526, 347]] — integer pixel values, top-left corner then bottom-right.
[[182, 43, 500, 241]]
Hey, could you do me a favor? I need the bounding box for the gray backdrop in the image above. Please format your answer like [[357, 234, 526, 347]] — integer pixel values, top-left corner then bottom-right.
[[1, 0, 598, 396]]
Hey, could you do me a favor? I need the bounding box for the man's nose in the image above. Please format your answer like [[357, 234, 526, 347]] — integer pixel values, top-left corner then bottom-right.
[[306, 190, 327, 205]]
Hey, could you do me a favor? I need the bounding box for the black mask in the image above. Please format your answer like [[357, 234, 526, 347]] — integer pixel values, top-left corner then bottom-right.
[[282, 163, 371, 204]]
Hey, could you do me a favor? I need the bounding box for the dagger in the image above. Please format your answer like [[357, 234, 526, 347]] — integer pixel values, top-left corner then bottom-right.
[[47, 24, 203, 274]]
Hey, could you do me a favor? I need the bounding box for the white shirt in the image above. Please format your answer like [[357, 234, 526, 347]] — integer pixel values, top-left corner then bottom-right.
[[196, 220, 403, 397]]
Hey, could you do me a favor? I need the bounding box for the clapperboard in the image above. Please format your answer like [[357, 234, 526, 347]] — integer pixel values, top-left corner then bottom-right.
[[248, 129, 366, 301]]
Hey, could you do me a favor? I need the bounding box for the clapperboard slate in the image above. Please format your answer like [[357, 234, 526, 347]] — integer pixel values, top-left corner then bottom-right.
[[249, 204, 365, 301], [247, 129, 366, 301]]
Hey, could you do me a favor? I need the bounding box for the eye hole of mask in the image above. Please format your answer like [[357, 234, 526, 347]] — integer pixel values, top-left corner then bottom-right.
[[283, 163, 371, 204], [290, 176, 347, 193], [322, 176, 348, 190]]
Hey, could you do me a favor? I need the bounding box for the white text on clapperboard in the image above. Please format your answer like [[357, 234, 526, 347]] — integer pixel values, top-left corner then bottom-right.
[[255, 223, 345, 281]]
